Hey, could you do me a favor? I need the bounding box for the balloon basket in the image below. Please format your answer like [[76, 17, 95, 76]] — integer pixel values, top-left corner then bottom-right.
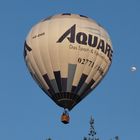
[[61, 109, 70, 124]]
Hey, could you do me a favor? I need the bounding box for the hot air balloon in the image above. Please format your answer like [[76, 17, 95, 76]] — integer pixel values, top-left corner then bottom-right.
[[131, 66, 136, 72], [24, 13, 113, 124]]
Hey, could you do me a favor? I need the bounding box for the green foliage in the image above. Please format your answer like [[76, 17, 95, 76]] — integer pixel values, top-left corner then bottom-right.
[[46, 138, 52, 140], [83, 137, 87, 140]]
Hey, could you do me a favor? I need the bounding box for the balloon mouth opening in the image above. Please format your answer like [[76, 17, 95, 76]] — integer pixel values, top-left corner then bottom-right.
[[52, 92, 81, 110], [57, 98, 76, 110]]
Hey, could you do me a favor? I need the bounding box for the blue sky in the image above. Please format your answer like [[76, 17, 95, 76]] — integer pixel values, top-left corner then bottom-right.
[[0, 0, 140, 140]]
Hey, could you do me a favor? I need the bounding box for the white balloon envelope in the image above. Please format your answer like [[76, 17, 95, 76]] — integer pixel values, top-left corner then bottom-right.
[[24, 13, 113, 112], [131, 66, 136, 72]]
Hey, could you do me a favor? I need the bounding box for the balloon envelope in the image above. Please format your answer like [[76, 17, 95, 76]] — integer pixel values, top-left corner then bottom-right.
[[131, 66, 136, 72], [24, 13, 113, 110]]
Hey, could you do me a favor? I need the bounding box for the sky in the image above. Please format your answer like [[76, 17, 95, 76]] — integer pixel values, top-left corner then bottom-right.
[[0, 0, 140, 140]]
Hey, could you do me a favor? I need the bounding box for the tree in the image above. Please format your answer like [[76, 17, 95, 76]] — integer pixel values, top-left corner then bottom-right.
[[83, 116, 99, 140], [83, 116, 119, 140]]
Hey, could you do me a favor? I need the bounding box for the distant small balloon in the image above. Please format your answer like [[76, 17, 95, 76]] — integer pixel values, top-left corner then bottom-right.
[[131, 66, 136, 72]]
